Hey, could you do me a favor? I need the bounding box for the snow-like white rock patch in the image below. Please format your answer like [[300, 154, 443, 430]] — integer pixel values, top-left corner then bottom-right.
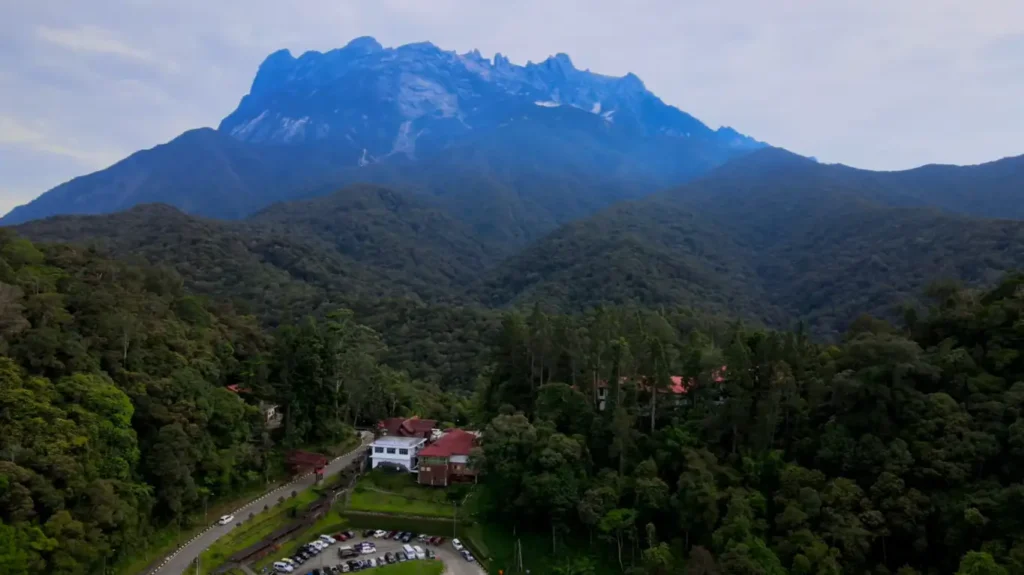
[[534, 100, 561, 107]]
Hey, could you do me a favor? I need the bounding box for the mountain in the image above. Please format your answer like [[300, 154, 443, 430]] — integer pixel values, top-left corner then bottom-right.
[[13, 185, 499, 321], [473, 148, 1024, 337], [2, 37, 763, 235], [828, 153, 1024, 220]]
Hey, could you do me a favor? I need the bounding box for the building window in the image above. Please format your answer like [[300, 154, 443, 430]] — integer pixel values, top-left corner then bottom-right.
[[386, 448, 396, 454], [399, 448, 408, 455], [374, 447, 384, 454]]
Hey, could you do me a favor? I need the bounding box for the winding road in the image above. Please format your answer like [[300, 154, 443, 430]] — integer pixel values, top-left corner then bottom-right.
[[154, 432, 373, 575]]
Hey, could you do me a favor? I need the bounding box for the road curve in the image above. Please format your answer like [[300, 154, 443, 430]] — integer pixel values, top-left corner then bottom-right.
[[155, 432, 373, 575]]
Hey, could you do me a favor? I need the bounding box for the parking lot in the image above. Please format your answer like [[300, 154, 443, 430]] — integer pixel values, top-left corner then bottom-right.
[[265, 531, 487, 575]]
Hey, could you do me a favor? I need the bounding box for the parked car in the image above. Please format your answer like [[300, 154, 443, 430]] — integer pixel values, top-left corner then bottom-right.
[[461, 550, 476, 562], [334, 532, 348, 541], [396, 552, 408, 562], [320, 534, 337, 545], [282, 558, 297, 566], [340, 565, 350, 573], [347, 560, 361, 572], [452, 538, 464, 551], [272, 562, 293, 573], [344, 531, 355, 539], [386, 530, 398, 539], [413, 546, 426, 559], [401, 532, 414, 543], [217, 514, 235, 525], [360, 543, 376, 554], [373, 530, 386, 538], [362, 529, 374, 537], [426, 549, 436, 560], [384, 553, 395, 564], [391, 531, 403, 541], [434, 537, 446, 546], [311, 569, 322, 575], [291, 555, 304, 564]]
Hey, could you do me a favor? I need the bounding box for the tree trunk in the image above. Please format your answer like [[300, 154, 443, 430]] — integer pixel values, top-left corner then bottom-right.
[[649, 387, 657, 434], [616, 534, 624, 572]]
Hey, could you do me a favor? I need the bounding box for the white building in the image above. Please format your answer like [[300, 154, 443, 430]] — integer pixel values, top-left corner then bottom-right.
[[370, 436, 427, 472]]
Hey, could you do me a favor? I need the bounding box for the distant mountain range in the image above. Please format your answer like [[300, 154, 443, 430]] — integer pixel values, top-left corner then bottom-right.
[[1, 36, 763, 246], [6, 36, 1024, 338]]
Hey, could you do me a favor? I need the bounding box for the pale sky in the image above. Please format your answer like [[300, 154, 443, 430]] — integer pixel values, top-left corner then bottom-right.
[[2, 0, 1023, 215]]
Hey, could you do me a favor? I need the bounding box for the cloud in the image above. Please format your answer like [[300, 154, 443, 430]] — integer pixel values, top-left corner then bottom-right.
[[1, 0, 1023, 216], [35, 25, 154, 62], [0, 116, 122, 167]]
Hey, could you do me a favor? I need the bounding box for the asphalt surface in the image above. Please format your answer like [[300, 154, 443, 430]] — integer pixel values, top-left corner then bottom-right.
[[278, 534, 486, 575], [156, 432, 373, 575]]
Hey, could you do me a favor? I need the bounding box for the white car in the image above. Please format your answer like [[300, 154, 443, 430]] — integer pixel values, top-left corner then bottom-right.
[[452, 538, 464, 551], [319, 534, 337, 545], [368, 558, 377, 568], [311, 540, 327, 550], [413, 546, 426, 559], [374, 530, 387, 538], [217, 514, 234, 525], [360, 543, 376, 554], [273, 562, 294, 573]]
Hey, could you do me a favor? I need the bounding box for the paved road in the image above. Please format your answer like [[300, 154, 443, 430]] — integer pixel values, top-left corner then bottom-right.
[[156, 432, 373, 575], [287, 534, 486, 575]]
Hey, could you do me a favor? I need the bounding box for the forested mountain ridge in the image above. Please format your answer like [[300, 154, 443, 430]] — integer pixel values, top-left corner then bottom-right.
[[474, 148, 1024, 337]]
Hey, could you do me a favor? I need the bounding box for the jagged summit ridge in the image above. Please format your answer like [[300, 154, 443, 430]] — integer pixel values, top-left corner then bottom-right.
[[218, 36, 763, 156]]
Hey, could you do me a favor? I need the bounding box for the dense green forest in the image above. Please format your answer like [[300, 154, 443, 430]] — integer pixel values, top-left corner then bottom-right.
[[471, 276, 1024, 574], [0, 232, 461, 574], [17, 150, 1024, 345]]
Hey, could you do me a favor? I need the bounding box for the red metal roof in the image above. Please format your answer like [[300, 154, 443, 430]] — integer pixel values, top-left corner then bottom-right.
[[597, 366, 727, 394], [418, 429, 476, 458], [378, 416, 436, 438]]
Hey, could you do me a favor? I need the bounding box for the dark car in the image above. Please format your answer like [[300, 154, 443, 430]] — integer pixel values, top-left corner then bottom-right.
[[396, 552, 408, 562], [344, 531, 355, 539], [362, 529, 374, 538], [401, 532, 414, 543], [347, 560, 361, 572], [384, 553, 395, 564], [335, 532, 348, 541], [391, 531, 402, 541], [426, 550, 436, 560]]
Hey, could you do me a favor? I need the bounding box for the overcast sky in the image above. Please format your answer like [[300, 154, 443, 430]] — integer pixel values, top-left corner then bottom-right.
[[2, 0, 1023, 214]]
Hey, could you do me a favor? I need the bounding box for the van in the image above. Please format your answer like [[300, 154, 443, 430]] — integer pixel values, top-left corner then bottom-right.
[[402, 544, 415, 558]]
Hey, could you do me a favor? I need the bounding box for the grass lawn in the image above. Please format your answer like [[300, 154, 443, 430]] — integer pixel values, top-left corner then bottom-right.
[[250, 510, 349, 572], [347, 470, 455, 518], [198, 489, 322, 574], [375, 560, 444, 575]]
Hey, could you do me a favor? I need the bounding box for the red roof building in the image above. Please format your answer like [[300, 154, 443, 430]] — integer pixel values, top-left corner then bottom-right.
[[416, 429, 478, 487], [595, 366, 727, 410], [377, 416, 436, 439]]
